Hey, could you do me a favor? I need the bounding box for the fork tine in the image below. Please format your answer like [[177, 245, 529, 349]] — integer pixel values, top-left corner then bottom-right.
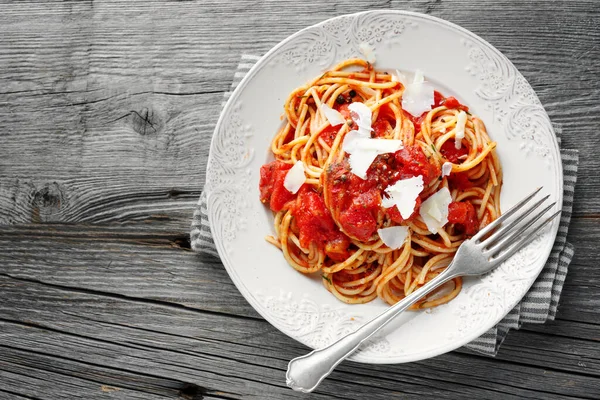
[[482, 194, 550, 248], [471, 187, 543, 243], [491, 210, 561, 264], [486, 202, 555, 256]]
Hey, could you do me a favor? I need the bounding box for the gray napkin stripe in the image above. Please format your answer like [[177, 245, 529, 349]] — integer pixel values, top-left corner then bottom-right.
[[466, 148, 578, 352], [517, 150, 578, 323], [191, 55, 578, 357], [548, 243, 575, 320]]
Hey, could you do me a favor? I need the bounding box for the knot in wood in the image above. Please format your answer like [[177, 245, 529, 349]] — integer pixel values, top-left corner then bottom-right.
[[31, 182, 65, 223], [131, 107, 160, 136], [179, 382, 207, 400]]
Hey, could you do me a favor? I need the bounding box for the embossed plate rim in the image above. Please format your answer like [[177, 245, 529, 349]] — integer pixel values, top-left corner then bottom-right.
[[206, 10, 563, 363]]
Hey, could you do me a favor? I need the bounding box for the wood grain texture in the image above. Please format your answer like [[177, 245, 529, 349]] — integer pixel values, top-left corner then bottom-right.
[[0, 391, 36, 400], [0, 224, 258, 317], [0, 344, 239, 400], [1, 276, 599, 399], [0, 218, 597, 323], [0, 0, 598, 230], [0, 0, 599, 398]]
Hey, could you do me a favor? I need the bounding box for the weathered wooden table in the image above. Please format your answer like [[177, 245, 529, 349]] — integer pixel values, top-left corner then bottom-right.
[[1, 1, 598, 399]]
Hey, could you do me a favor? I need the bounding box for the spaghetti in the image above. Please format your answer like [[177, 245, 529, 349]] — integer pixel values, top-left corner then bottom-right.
[[259, 58, 502, 308]]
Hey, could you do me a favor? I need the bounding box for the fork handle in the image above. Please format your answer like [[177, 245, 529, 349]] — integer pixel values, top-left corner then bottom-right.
[[286, 265, 458, 393]]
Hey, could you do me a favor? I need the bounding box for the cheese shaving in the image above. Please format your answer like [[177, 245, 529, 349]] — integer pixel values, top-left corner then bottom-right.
[[413, 69, 425, 84], [454, 110, 467, 149], [283, 161, 306, 194], [377, 226, 409, 249], [401, 70, 434, 117], [381, 175, 424, 219], [343, 131, 403, 153], [348, 102, 373, 136], [419, 187, 452, 233], [342, 101, 403, 179], [343, 131, 403, 179], [391, 69, 407, 86], [320, 103, 345, 127], [441, 162, 453, 177]]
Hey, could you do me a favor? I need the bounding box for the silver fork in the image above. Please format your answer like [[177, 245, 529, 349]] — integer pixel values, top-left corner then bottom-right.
[[286, 187, 560, 393]]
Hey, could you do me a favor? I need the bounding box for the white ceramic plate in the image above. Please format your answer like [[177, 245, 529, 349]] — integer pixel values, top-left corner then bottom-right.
[[205, 10, 562, 363]]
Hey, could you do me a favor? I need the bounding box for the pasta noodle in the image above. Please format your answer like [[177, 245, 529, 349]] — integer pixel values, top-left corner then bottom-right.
[[258, 58, 502, 308]]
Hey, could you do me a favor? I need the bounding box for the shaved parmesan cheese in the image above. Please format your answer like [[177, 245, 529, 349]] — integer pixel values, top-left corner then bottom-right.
[[343, 130, 403, 179], [402, 70, 434, 117], [320, 103, 345, 127], [391, 69, 407, 86], [454, 110, 468, 149], [381, 176, 424, 219], [283, 161, 306, 194], [347, 150, 379, 180], [359, 42, 376, 63], [441, 162, 453, 177], [342, 102, 403, 179], [348, 102, 373, 136], [419, 187, 452, 233], [377, 226, 409, 249], [412, 69, 425, 84], [343, 130, 403, 153]]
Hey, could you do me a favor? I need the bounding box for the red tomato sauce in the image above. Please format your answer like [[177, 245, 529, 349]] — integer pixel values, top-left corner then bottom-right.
[[319, 103, 352, 146], [448, 201, 478, 235], [293, 186, 351, 261], [260, 90, 476, 254], [324, 146, 439, 241], [403, 111, 427, 134], [440, 140, 468, 163], [319, 125, 338, 147], [259, 160, 295, 212], [433, 90, 469, 111], [259, 163, 352, 261], [321, 103, 397, 144], [372, 118, 393, 138]]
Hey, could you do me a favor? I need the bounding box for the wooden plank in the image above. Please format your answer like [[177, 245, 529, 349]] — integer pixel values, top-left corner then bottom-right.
[[0, 390, 36, 400], [0, 0, 598, 234], [495, 330, 600, 377], [0, 345, 236, 400], [0, 224, 258, 317], [0, 218, 598, 323], [0, 364, 169, 400], [523, 319, 600, 343], [0, 0, 391, 229], [556, 218, 600, 324], [0, 276, 598, 399], [0, 90, 215, 231], [0, 0, 228, 229]]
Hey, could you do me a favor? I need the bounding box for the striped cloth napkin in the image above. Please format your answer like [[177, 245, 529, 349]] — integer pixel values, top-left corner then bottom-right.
[[190, 55, 579, 356]]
